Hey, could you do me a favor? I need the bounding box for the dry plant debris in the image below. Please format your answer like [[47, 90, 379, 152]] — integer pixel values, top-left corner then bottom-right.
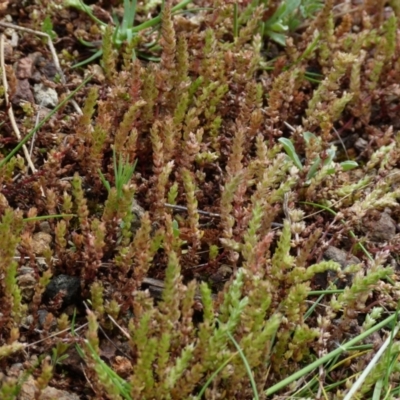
[[1, 0, 400, 399]]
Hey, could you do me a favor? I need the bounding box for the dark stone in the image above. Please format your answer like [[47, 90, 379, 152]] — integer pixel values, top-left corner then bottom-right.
[[44, 274, 81, 307], [39, 61, 58, 80], [11, 79, 34, 105], [314, 246, 361, 290]]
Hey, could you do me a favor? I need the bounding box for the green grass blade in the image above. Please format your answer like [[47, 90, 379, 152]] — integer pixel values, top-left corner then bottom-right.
[[343, 323, 400, 400], [195, 353, 238, 399], [131, 0, 193, 32], [23, 214, 76, 222], [306, 156, 321, 180], [278, 137, 303, 170], [0, 75, 92, 169], [98, 169, 111, 193], [64, 0, 107, 28], [121, 0, 137, 34], [265, 313, 397, 396], [227, 330, 260, 400], [72, 49, 103, 68], [340, 160, 358, 171]]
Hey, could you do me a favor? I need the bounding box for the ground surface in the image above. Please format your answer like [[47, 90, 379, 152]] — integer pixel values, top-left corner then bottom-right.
[[1, 0, 400, 399]]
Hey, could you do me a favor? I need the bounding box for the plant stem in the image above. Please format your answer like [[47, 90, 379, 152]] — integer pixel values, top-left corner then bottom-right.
[[265, 313, 397, 396]]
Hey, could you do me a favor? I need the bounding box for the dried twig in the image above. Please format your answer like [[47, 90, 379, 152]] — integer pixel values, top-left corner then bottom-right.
[[25, 323, 88, 347], [83, 302, 133, 361], [108, 315, 130, 341], [332, 126, 349, 160], [81, 363, 96, 394], [0, 33, 38, 175], [0, 21, 82, 115], [30, 99, 45, 157], [163, 202, 284, 228], [164, 202, 220, 217]]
